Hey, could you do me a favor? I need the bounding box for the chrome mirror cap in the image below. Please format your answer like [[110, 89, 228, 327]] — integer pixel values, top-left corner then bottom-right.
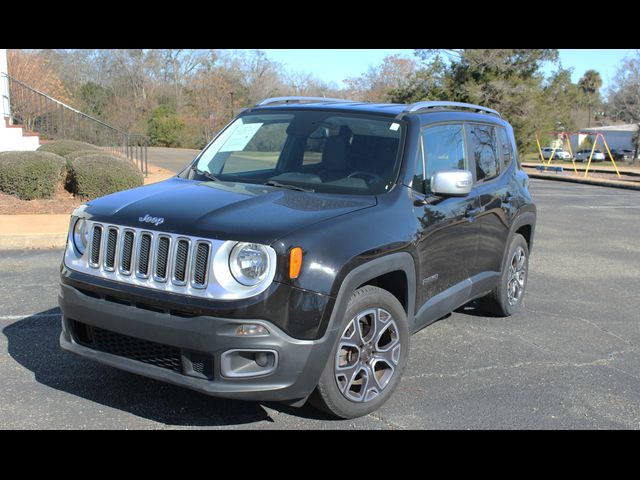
[[430, 170, 473, 197]]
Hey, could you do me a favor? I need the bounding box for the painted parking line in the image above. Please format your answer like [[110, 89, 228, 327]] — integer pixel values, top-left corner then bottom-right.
[[0, 313, 61, 322]]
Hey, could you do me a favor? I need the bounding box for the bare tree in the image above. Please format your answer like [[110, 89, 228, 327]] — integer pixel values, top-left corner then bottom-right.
[[608, 51, 640, 163], [344, 54, 415, 102]]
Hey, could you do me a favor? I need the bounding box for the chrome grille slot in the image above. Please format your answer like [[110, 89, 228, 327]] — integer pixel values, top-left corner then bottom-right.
[[172, 239, 190, 285], [104, 227, 118, 271], [137, 233, 152, 278], [191, 242, 210, 288], [153, 235, 171, 282], [120, 230, 135, 275], [89, 225, 103, 267]]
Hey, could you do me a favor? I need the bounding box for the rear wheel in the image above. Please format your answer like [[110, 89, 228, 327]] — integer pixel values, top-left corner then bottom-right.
[[480, 233, 529, 317], [310, 285, 409, 419]]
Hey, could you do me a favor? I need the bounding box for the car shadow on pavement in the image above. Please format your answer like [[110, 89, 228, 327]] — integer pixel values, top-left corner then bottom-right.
[[454, 299, 503, 318], [2, 308, 334, 427]]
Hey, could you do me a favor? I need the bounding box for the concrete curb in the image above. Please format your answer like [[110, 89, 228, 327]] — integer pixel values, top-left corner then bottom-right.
[[526, 171, 640, 191]]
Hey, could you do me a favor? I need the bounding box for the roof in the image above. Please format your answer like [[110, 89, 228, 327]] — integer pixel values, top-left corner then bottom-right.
[[250, 101, 409, 116], [581, 124, 639, 133]]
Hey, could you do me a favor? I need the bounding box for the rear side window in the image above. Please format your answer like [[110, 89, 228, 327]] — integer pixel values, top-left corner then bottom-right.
[[469, 124, 499, 182], [497, 127, 513, 170], [422, 124, 467, 185]]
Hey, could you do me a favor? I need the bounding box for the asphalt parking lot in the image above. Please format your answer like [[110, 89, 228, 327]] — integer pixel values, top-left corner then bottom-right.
[[1, 178, 639, 429]]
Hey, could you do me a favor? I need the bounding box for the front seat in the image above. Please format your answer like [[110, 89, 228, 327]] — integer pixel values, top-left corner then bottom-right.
[[319, 126, 352, 182]]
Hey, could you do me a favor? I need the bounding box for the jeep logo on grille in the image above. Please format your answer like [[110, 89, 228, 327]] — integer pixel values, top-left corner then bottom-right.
[[138, 214, 165, 226]]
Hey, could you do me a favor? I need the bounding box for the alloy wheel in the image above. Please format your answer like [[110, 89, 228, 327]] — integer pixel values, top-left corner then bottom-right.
[[334, 307, 401, 403]]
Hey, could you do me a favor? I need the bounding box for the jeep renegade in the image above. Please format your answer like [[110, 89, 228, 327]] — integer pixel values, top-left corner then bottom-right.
[[59, 97, 536, 419]]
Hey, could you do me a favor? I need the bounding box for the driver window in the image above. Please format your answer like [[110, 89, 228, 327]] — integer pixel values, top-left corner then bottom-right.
[[422, 124, 467, 191]]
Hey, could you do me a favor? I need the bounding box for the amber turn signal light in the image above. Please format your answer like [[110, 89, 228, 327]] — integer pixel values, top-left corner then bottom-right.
[[289, 247, 303, 279]]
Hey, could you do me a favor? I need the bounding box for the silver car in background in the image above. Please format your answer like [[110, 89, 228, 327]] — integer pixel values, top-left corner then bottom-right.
[[541, 147, 571, 160], [574, 149, 606, 162]]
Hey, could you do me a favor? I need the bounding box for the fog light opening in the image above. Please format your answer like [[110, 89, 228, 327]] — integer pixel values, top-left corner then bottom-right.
[[220, 349, 278, 378]]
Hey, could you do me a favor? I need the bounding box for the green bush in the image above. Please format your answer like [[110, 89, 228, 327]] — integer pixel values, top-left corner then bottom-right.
[[0, 151, 66, 200], [63, 149, 105, 170], [148, 105, 185, 147], [69, 154, 144, 199], [38, 140, 102, 158]]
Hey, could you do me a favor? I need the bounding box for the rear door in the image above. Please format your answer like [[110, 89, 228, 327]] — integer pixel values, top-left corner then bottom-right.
[[469, 123, 512, 275]]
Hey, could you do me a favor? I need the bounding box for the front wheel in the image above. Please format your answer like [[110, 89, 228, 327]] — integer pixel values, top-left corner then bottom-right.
[[480, 233, 530, 317], [310, 285, 409, 419]]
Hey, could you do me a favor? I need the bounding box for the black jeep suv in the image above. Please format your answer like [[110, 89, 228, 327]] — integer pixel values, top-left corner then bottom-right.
[[59, 97, 536, 418]]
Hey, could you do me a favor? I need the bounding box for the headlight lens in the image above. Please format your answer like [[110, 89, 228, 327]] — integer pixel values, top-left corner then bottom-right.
[[229, 242, 270, 286], [72, 218, 88, 255]]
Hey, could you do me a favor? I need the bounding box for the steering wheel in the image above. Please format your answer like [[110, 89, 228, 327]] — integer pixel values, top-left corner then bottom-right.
[[347, 171, 382, 184]]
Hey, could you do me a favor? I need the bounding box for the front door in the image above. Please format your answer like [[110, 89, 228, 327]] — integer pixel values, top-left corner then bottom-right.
[[412, 123, 481, 327]]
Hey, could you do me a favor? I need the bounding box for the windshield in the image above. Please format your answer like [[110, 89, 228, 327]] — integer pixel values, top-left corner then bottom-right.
[[192, 110, 404, 195]]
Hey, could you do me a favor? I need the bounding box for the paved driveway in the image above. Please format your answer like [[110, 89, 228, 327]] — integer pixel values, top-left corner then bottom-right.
[[1, 179, 639, 429], [147, 147, 201, 174]]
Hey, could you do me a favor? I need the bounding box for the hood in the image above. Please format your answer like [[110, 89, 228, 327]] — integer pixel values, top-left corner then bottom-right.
[[80, 178, 376, 245]]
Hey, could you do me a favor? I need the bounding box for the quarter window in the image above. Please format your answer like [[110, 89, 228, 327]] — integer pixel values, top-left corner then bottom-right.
[[469, 124, 499, 182], [497, 127, 513, 170], [422, 124, 467, 190]]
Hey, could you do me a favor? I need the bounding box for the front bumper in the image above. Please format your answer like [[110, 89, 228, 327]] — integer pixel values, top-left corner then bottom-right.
[[58, 280, 337, 402]]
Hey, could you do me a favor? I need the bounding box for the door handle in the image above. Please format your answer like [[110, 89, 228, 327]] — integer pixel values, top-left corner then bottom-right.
[[501, 193, 514, 210]]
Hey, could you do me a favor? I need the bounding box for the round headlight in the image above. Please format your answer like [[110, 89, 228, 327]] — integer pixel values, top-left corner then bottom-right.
[[229, 242, 270, 286], [72, 218, 88, 255]]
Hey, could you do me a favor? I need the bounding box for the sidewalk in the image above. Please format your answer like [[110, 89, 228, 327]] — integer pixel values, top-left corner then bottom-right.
[[0, 163, 174, 250]]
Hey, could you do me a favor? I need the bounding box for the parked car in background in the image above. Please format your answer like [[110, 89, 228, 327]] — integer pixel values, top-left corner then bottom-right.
[[541, 147, 571, 160], [609, 149, 634, 162], [574, 149, 605, 162]]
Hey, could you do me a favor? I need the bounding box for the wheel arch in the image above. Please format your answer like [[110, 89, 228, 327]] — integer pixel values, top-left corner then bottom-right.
[[325, 252, 417, 337]]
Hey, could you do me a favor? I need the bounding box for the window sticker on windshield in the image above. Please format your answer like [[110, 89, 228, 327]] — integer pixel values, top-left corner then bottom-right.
[[219, 123, 263, 152], [389, 123, 400, 131]]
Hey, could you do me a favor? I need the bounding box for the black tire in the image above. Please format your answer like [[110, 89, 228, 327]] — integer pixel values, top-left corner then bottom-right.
[[309, 285, 409, 419], [480, 233, 529, 317]]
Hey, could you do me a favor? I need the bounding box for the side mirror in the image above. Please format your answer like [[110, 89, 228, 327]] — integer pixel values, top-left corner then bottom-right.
[[429, 170, 473, 197]]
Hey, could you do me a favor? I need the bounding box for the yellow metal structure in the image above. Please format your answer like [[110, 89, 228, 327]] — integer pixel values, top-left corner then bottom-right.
[[583, 132, 621, 178], [536, 133, 578, 173]]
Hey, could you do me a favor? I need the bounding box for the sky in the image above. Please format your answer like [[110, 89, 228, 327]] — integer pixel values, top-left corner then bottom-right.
[[262, 49, 637, 92]]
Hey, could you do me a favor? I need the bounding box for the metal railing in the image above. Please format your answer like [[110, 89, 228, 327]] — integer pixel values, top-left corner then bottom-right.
[[1, 73, 148, 175]]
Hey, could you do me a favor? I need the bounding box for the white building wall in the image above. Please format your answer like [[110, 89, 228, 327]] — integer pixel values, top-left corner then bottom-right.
[[0, 48, 9, 119], [569, 130, 636, 152], [0, 48, 40, 151]]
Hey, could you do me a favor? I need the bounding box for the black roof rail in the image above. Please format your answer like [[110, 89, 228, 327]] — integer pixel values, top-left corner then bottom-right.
[[255, 96, 356, 107], [402, 101, 501, 118]]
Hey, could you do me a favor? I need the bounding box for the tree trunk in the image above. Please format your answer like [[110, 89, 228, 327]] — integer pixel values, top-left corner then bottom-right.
[[634, 124, 640, 166]]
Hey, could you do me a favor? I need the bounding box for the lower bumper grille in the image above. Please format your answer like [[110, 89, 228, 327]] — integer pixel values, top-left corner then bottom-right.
[[69, 320, 213, 379]]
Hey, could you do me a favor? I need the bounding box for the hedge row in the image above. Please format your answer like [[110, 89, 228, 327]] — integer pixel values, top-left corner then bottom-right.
[[0, 151, 66, 200], [69, 154, 144, 199], [1, 141, 144, 200], [38, 140, 101, 158]]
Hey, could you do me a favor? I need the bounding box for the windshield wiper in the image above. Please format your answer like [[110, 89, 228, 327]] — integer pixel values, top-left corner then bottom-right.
[[264, 180, 315, 192], [192, 166, 219, 182]]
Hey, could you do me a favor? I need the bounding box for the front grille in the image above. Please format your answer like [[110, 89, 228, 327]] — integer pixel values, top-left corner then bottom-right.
[[86, 224, 214, 291], [69, 320, 213, 379]]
